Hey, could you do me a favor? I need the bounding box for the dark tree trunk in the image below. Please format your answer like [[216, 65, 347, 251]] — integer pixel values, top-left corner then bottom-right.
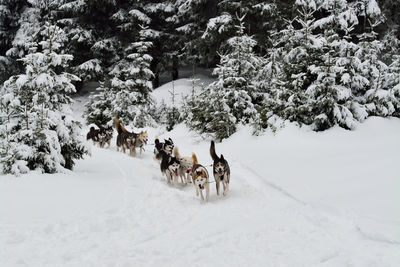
[[172, 55, 179, 80], [153, 72, 159, 88]]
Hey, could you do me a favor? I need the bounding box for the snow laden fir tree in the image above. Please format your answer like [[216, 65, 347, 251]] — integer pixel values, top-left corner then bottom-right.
[[187, 16, 262, 140], [85, 27, 155, 127], [0, 23, 87, 175]]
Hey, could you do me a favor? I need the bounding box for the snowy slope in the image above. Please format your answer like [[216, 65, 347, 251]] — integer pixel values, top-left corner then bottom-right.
[[1, 78, 400, 267], [150, 74, 213, 107]]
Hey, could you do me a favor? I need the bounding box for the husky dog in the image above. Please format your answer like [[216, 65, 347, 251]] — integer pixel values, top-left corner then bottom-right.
[[102, 126, 114, 148], [87, 125, 113, 148], [154, 138, 174, 161], [114, 118, 137, 156], [192, 156, 210, 203], [159, 150, 181, 187], [97, 132, 107, 148], [86, 126, 100, 145], [210, 141, 231, 196], [173, 146, 196, 184], [131, 130, 148, 156]]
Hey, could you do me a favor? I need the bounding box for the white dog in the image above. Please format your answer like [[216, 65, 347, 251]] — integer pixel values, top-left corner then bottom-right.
[[173, 147, 196, 184]]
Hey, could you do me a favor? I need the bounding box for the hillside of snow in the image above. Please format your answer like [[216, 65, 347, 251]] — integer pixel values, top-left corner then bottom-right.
[[150, 73, 214, 107], [1, 78, 399, 267]]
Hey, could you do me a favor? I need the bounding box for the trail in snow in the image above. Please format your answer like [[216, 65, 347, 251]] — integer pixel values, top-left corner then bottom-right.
[[1, 138, 399, 267]]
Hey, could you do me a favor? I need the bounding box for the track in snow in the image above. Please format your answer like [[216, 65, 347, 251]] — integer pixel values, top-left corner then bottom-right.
[[1, 142, 399, 267]]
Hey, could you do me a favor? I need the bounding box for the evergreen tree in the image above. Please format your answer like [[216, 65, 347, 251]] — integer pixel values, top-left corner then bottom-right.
[[186, 17, 261, 140], [0, 0, 27, 83], [85, 27, 155, 127], [84, 81, 113, 126], [305, 0, 363, 130], [253, 33, 285, 132], [58, 0, 120, 86], [175, 0, 220, 65], [142, 0, 179, 87], [0, 22, 87, 175], [202, 0, 277, 55], [273, 0, 319, 125], [110, 27, 155, 127], [354, 0, 396, 117]]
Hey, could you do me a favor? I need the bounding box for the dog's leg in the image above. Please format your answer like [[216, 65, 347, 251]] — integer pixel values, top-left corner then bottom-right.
[[174, 175, 178, 188], [195, 186, 199, 196], [222, 180, 227, 196], [205, 184, 209, 202], [186, 173, 192, 184], [180, 174, 186, 185], [215, 179, 220, 196], [199, 188, 204, 201]]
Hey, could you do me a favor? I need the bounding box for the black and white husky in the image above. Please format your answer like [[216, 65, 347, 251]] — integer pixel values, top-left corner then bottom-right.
[[154, 138, 174, 161], [86, 125, 113, 148], [159, 150, 181, 187], [210, 141, 231, 196]]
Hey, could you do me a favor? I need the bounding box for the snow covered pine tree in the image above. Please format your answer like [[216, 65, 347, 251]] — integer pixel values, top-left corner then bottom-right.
[[0, 22, 87, 175], [187, 15, 262, 140]]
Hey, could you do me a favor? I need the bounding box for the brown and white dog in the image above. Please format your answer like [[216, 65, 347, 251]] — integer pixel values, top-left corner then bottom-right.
[[173, 146, 195, 184], [114, 118, 148, 156], [192, 155, 210, 203], [132, 130, 148, 156], [210, 141, 231, 196]]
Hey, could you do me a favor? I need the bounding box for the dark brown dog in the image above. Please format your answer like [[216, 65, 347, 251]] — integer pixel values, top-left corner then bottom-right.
[[114, 118, 137, 155]]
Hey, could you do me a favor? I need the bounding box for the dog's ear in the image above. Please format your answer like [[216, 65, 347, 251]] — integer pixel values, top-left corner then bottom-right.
[[221, 154, 224, 160]]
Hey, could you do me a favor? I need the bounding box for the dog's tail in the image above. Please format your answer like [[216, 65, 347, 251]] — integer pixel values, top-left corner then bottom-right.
[[210, 141, 219, 161], [113, 117, 127, 134], [173, 146, 180, 159], [86, 127, 95, 140], [192, 153, 198, 165], [155, 138, 161, 149]]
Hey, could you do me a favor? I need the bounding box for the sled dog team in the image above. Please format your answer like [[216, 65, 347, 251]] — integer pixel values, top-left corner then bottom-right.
[[87, 118, 231, 202]]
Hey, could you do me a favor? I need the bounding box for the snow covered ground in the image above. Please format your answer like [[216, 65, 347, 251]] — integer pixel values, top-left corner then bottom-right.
[[151, 74, 213, 107], [1, 78, 400, 267]]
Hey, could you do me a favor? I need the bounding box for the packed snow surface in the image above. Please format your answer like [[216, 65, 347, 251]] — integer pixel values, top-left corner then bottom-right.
[[1, 78, 399, 267]]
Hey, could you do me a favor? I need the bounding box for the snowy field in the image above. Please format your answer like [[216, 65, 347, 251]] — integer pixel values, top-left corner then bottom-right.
[[1, 78, 400, 267]]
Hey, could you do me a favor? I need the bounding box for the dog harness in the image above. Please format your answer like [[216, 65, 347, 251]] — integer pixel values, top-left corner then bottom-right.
[[192, 164, 201, 173]]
